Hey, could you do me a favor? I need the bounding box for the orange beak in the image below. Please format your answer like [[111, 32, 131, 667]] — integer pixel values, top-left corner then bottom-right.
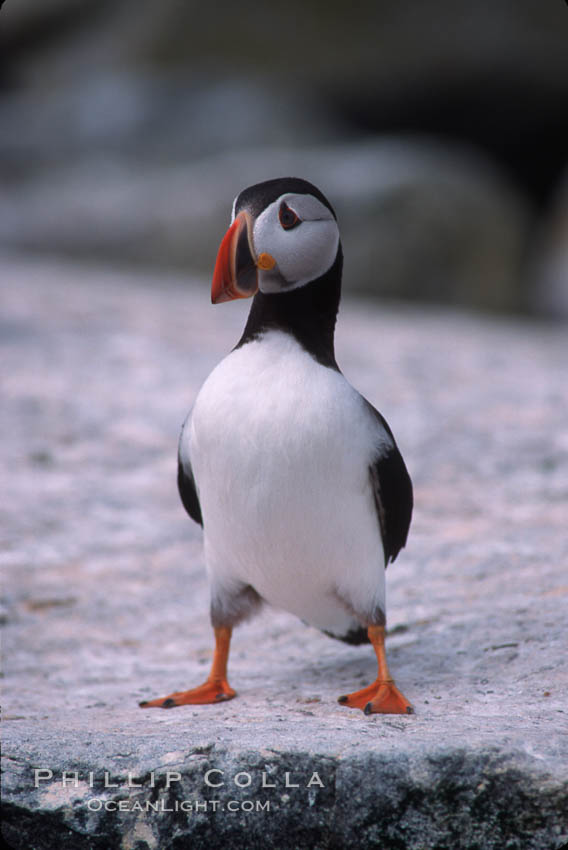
[[211, 211, 260, 304]]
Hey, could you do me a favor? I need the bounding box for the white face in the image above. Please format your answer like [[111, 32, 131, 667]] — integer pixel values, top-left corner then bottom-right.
[[248, 193, 340, 294]]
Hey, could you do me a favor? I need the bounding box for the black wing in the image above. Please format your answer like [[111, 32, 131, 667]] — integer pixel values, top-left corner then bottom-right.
[[365, 400, 413, 566], [177, 455, 203, 527]]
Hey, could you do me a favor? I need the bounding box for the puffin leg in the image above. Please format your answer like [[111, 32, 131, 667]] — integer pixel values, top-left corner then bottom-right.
[[338, 625, 413, 715], [139, 626, 236, 709]]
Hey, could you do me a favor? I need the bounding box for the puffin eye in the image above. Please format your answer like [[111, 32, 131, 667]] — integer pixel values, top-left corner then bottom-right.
[[278, 201, 301, 230]]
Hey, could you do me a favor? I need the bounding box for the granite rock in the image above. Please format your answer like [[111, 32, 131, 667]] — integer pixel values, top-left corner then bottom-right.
[[532, 169, 568, 319], [1, 255, 567, 849], [2, 0, 567, 207], [0, 138, 531, 311]]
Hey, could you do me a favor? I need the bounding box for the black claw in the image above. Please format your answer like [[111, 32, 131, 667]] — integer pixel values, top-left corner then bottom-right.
[[337, 695, 348, 704], [139, 700, 148, 707], [364, 702, 373, 715], [162, 698, 176, 708]]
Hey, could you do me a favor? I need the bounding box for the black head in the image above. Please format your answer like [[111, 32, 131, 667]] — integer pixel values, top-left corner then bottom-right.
[[233, 177, 337, 221], [212, 177, 341, 303]]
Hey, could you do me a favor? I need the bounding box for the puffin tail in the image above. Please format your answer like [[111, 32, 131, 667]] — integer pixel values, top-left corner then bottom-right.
[[322, 625, 370, 645]]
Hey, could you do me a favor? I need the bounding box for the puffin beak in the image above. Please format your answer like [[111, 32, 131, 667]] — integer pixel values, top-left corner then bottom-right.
[[211, 211, 260, 304]]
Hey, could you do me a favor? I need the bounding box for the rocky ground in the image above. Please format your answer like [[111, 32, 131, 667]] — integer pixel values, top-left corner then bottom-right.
[[1, 254, 567, 849], [2, 0, 568, 317]]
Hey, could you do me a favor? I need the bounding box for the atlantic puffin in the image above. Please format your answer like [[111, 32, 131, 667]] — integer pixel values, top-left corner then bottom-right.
[[140, 177, 413, 715]]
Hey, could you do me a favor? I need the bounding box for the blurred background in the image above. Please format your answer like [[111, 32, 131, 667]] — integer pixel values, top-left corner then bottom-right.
[[1, 0, 567, 316]]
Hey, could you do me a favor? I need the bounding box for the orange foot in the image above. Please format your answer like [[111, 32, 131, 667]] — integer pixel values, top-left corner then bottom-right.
[[338, 679, 414, 715], [139, 678, 236, 709]]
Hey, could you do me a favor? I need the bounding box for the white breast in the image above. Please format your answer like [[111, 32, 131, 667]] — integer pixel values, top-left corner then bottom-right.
[[180, 331, 391, 634]]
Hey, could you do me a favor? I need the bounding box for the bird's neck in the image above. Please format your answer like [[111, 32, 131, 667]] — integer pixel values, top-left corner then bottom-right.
[[235, 247, 343, 370]]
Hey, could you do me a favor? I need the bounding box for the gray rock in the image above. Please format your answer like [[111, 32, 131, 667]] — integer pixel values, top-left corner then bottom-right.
[[3, 0, 567, 100], [531, 170, 568, 318], [2, 0, 567, 207], [0, 72, 335, 167], [4, 0, 566, 318], [1, 255, 567, 848], [0, 138, 531, 312]]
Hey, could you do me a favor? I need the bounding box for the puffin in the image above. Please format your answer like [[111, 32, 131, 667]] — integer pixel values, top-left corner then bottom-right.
[[140, 177, 413, 715]]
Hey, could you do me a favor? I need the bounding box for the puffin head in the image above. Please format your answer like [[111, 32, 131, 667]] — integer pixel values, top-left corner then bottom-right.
[[211, 178, 340, 304]]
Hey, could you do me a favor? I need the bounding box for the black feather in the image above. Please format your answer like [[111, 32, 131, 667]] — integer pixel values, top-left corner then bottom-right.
[[177, 458, 203, 527], [234, 248, 342, 371], [323, 626, 370, 645], [365, 400, 413, 566], [234, 177, 337, 221]]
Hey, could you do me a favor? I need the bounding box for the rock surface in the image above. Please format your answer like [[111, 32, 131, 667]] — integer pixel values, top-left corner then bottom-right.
[[532, 169, 568, 319], [2, 0, 567, 315], [2, 0, 567, 207], [1, 255, 568, 849], [0, 136, 532, 311]]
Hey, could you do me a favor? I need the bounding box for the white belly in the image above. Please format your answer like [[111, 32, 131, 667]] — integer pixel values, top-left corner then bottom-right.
[[182, 331, 389, 633]]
